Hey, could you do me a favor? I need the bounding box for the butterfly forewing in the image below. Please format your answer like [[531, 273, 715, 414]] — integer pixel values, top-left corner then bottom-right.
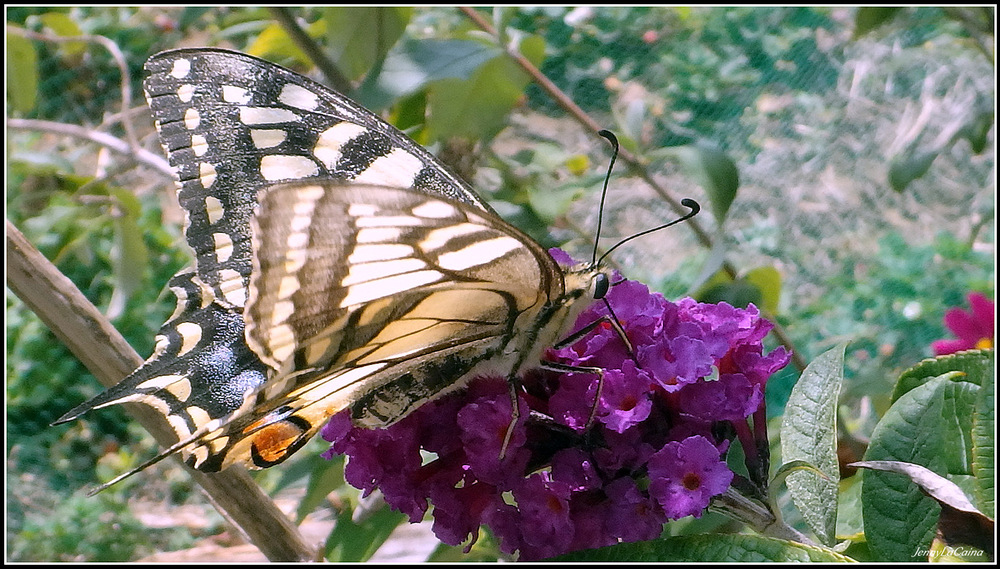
[[54, 272, 269, 445], [142, 48, 492, 309]]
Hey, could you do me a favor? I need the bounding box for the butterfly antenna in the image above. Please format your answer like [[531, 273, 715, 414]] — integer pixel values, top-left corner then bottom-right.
[[596, 198, 700, 267], [85, 416, 229, 496], [592, 130, 620, 266], [86, 441, 186, 496]]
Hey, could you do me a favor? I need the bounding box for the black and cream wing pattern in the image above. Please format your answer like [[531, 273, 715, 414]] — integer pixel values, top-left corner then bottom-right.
[[55, 48, 599, 476]]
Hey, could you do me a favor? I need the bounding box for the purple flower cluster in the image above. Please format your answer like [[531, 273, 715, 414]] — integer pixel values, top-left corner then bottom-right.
[[322, 251, 791, 560]]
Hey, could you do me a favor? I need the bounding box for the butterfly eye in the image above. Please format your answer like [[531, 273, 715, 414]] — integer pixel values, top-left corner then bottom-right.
[[593, 272, 610, 300]]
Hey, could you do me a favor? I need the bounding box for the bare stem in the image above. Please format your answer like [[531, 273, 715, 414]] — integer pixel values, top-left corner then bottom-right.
[[8, 117, 172, 177]]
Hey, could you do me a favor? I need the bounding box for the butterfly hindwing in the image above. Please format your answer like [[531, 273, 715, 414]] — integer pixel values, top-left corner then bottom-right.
[[249, 181, 560, 418], [174, 180, 567, 469]]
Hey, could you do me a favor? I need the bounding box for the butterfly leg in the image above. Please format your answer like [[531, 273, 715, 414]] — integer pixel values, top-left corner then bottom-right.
[[500, 311, 636, 458], [551, 310, 635, 356], [545, 310, 637, 430], [499, 378, 522, 460], [540, 359, 606, 429]]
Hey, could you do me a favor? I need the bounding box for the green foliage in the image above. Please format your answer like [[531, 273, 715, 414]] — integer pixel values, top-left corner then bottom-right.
[[554, 533, 854, 562], [485, 140, 605, 249], [357, 38, 501, 110], [785, 231, 993, 392], [775, 344, 993, 562], [860, 352, 992, 560], [853, 7, 903, 38], [893, 349, 994, 402], [7, 153, 188, 494], [653, 144, 739, 226], [325, 504, 409, 561], [426, 37, 539, 143], [7, 478, 199, 562], [508, 7, 841, 151], [7, 8, 169, 124], [695, 264, 782, 315], [6, 29, 39, 113], [888, 107, 994, 193], [10, 492, 146, 561], [323, 6, 413, 81]]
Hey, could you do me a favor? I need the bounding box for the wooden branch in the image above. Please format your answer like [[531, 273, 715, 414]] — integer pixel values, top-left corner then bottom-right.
[[6, 220, 317, 562]]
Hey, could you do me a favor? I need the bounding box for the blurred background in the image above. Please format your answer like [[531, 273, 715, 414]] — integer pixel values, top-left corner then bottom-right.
[[6, 6, 994, 561]]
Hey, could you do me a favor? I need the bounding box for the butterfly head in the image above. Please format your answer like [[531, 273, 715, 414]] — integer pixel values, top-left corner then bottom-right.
[[549, 191, 700, 361]]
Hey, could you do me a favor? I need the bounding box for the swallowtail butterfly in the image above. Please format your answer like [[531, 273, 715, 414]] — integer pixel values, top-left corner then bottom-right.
[[56, 48, 679, 487]]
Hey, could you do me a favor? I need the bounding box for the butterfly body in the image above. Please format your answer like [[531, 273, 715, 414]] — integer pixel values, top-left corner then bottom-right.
[[55, 48, 604, 479]]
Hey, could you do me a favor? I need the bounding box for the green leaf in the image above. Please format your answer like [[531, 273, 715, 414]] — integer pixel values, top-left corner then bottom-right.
[[38, 11, 83, 36], [956, 110, 994, 155], [697, 279, 761, 309], [553, 534, 854, 562], [861, 374, 981, 561], [297, 455, 346, 523], [427, 36, 544, 141], [323, 6, 412, 81], [663, 145, 739, 226], [892, 349, 993, 403], [246, 23, 308, 66], [693, 265, 781, 312], [516, 32, 546, 68], [852, 460, 994, 559], [426, 52, 529, 143], [744, 265, 782, 315], [528, 178, 588, 224], [38, 12, 85, 56], [887, 148, 937, 193], [835, 474, 865, 541], [970, 351, 994, 518], [324, 502, 408, 562], [6, 29, 38, 114], [178, 7, 213, 30], [780, 343, 845, 545], [853, 7, 903, 39], [106, 187, 148, 320], [357, 38, 500, 111]]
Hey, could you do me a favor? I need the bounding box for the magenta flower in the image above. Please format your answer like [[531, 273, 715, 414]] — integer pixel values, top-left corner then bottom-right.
[[931, 292, 995, 355], [321, 250, 791, 560]]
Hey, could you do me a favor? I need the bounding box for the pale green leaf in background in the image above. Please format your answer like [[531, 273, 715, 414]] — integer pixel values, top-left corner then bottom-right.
[[780, 343, 846, 545]]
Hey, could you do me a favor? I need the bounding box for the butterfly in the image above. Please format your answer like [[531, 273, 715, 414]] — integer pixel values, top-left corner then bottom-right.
[[54, 47, 649, 486]]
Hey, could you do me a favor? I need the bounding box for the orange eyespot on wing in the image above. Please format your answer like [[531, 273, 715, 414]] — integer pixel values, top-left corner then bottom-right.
[[247, 414, 312, 467]]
